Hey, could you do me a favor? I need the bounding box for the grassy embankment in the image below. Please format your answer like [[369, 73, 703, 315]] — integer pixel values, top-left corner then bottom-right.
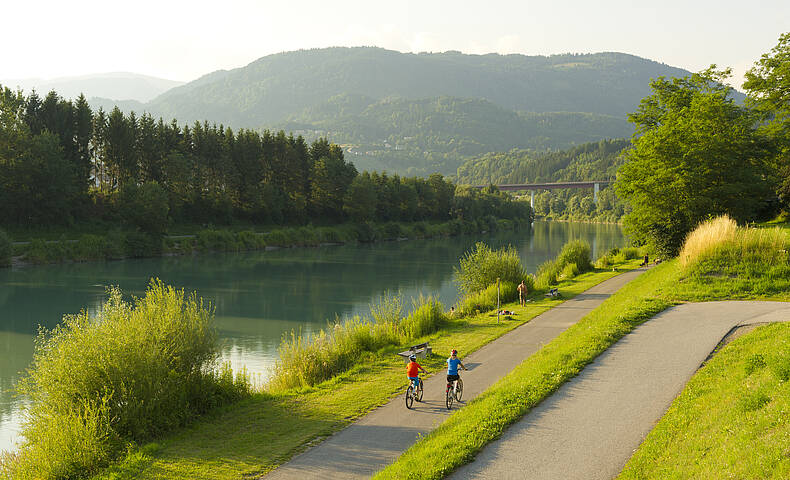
[[615, 219, 790, 479], [375, 216, 790, 479], [5, 218, 525, 266], [63, 244, 639, 479]]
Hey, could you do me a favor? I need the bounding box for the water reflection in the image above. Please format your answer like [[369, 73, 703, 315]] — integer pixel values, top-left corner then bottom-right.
[[0, 221, 626, 451]]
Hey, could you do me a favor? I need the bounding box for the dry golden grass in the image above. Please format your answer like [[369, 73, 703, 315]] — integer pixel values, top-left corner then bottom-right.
[[678, 216, 738, 267]]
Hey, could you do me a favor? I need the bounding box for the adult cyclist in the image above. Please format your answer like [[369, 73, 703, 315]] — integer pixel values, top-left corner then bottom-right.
[[447, 349, 467, 392]]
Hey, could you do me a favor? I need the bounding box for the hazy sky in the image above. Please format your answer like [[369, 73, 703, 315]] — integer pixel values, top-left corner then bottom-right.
[[2, 0, 787, 89]]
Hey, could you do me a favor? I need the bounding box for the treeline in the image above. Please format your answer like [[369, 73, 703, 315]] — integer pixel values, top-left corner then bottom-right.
[[0, 87, 531, 235], [455, 139, 631, 222]]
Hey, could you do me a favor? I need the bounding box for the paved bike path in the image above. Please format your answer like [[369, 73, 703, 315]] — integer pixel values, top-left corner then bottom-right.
[[264, 269, 646, 479], [449, 300, 790, 480]]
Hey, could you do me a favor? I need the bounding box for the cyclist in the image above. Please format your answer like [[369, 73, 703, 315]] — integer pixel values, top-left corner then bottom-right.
[[407, 354, 427, 391], [446, 349, 467, 392]]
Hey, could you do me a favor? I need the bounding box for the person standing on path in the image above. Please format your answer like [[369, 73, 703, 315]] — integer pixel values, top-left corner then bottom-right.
[[518, 280, 528, 306]]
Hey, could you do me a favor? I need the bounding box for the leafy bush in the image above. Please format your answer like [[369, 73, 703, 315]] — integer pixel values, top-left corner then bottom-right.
[[556, 240, 592, 273], [454, 242, 526, 295], [0, 229, 11, 267], [7, 280, 250, 479], [559, 262, 580, 280]]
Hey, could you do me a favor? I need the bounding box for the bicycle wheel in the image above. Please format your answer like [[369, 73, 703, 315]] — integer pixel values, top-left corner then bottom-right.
[[416, 379, 424, 402], [406, 386, 414, 409], [455, 378, 464, 402], [446, 386, 454, 409]]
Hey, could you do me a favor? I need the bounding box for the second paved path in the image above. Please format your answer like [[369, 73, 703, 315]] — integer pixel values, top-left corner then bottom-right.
[[265, 269, 645, 479], [449, 300, 790, 480]]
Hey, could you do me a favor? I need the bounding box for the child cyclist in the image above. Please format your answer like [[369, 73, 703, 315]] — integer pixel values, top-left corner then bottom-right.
[[407, 354, 427, 391], [447, 349, 467, 390]]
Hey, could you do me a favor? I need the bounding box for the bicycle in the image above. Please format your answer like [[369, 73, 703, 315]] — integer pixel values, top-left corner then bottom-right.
[[445, 377, 463, 409], [405, 375, 424, 409]]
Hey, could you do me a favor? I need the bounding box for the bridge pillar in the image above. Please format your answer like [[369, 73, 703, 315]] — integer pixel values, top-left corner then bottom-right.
[[593, 183, 600, 203], [530, 190, 535, 209]]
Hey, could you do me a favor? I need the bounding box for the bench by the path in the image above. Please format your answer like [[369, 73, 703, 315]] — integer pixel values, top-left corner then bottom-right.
[[449, 301, 790, 480], [263, 269, 646, 480]]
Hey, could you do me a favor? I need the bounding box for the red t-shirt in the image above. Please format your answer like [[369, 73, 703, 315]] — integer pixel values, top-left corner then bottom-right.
[[407, 361, 421, 377]]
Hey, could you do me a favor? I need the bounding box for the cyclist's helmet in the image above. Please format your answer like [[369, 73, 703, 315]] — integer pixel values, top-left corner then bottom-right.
[[451, 349, 457, 356], [409, 354, 417, 361]]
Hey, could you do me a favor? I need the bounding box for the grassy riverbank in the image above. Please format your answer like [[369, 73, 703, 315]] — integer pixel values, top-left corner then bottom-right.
[[7, 218, 526, 266], [77, 256, 640, 479], [376, 217, 790, 479]]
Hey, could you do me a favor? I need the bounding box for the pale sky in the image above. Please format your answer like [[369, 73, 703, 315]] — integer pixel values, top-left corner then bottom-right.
[[2, 0, 788, 89]]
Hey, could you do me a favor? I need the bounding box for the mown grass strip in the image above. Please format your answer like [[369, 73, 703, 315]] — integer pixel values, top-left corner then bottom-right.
[[373, 262, 673, 479], [87, 264, 638, 479], [618, 322, 790, 479]]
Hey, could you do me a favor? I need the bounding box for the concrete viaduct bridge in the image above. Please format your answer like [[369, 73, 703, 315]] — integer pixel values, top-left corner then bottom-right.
[[475, 181, 612, 207]]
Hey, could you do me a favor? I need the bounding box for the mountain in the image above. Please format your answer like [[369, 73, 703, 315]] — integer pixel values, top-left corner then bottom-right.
[[146, 47, 693, 126], [1, 72, 183, 103]]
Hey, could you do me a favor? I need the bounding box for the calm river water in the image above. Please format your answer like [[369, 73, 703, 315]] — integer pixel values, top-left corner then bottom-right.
[[0, 221, 626, 451]]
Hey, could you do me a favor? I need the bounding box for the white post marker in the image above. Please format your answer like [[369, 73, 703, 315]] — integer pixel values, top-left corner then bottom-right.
[[497, 277, 501, 323]]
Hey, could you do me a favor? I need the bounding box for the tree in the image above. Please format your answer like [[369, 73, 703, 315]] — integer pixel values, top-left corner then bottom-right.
[[744, 32, 790, 206], [616, 67, 773, 256]]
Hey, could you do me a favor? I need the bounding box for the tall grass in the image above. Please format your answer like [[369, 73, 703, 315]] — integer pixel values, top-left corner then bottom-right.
[[269, 294, 446, 391], [454, 242, 526, 295], [5, 280, 250, 479], [679, 215, 738, 267]]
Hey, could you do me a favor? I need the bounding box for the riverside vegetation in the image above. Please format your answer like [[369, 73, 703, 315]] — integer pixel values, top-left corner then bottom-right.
[[376, 216, 790, 479], [0, 239, 637, 479], [0, 280, 251, 479]]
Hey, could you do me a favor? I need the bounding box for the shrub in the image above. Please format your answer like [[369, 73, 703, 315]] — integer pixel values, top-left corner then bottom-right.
[[125, 232, 162, 257], [559, 262, 580, 280], [117, 182, 170, 235], [237, 230, 265, 250], [454, 242, 526, 296], [7, 280, 250, 479], [458, 282, 517, 316], [196, 229, 238, 252], [74, 234, 108, 261], [0, 228, 11, 267], [104, 230, 127, 259], [556, 240, 593, 273], [370, 292, 404, 325]]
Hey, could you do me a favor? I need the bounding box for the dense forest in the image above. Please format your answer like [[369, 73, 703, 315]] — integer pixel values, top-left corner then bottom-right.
[[0, 87, 531, 235], [455, 139, 631, 222]]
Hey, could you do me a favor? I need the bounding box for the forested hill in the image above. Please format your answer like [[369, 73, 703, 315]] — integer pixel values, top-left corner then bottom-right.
[[147, 47, 691, 124], [454, 139, 632, 185]]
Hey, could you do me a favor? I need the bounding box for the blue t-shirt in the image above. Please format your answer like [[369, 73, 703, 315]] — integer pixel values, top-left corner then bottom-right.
[[447, 357, 462, 375]]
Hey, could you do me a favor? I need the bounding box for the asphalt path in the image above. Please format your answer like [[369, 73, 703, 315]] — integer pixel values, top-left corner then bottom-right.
[[264, 268, 646, 479], [449, 300, 790, 480]]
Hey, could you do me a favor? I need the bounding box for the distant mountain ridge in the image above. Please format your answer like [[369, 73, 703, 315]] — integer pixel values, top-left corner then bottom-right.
[[145, 47, 695, 127], [1, 72, 183, 103]]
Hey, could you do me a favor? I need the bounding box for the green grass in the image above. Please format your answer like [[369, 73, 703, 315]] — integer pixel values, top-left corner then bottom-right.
[[618, 322, 790, 479], [85, 262, 636, 479]]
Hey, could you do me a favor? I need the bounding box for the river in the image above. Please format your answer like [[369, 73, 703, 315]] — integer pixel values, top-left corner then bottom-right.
[[0, 220, 626, 452]]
